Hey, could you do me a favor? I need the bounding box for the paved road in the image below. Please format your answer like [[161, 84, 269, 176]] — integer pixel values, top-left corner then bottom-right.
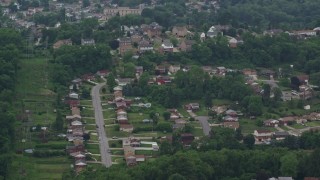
[[91, 83, 112, 167], [195, 116, 211, 136]]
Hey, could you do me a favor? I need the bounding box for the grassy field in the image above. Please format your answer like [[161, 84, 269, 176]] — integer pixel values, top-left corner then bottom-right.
[[9, 155, 71, 180], [10, 58, 72, 180], [240, 119, 276, 134]]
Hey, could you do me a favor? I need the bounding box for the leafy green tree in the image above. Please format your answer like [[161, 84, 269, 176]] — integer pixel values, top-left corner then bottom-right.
[[160, 141, 173, 155], [273, 87, 282, 101], [163, 112, 171, 121], [280, 153, 298, 178], [243, 134, 255, 149], [107, 73, 117, 92], [55, 111, 63, 131]]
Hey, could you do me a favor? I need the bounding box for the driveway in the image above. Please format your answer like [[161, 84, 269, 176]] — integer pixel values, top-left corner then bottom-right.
[[92, 83, 112, 167], [195, 116, 211, 136]]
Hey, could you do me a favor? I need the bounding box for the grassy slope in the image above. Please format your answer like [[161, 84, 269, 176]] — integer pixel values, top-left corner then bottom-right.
[[9, 58, 71, 180]]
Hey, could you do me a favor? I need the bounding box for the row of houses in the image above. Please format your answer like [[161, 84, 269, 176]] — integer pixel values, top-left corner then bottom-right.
[[264, 112, 320, 128], [112, 86, 134, 132], [122, 137, 160, 166], [65, 106, 87, 173]]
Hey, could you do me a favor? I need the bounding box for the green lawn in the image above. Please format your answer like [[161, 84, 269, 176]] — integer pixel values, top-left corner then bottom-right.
[[105, 126, 129, 137], [9, 155, 71, 180], [290, 124, 305, 129], [82, 108, 94, 117], [85, 124, 97, 131], [239, 119, 277, 134], [306, 121, 320, 127], [109, 140, 123, 148], [193, 127, 204, 137], [83, 117, 96, 124], [80, 100, 93, 106], [86, 144, 100, 154], [135, 150, 159, 156]]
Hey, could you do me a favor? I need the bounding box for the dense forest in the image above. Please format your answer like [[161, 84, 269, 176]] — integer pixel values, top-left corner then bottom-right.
[[63, 128, 320, 180], [0, 28, 22, 178]]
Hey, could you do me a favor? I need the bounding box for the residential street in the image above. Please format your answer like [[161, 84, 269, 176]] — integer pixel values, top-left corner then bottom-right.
[[91, 82, 112, 167], [195, 116, 211, 136]]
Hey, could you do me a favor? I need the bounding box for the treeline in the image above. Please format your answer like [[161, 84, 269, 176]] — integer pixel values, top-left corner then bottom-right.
[[219, 0, 320, 31], [61, 128, 320, 180], [0, 28, 22, 178], [49, 44, 112, 91]]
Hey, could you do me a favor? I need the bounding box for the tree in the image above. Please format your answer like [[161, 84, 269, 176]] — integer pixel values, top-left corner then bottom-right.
[[204, 93, 212, 108], [273, 87, 282, 101], [280, 153, 298, 178], [243, 134, 255, 149], [163, 112, 171, 121], [262, 84, 271, 104], [160, 141, 173, 155], [82, 0, 90, 7], [156, 122, 172, 132], [55, 111, 63, 131], [107, 73, 117, 92]]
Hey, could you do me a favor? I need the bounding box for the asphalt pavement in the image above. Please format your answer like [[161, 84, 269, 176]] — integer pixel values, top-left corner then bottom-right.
[[195, 116, 211, 136], [91, 83, 112, 167]]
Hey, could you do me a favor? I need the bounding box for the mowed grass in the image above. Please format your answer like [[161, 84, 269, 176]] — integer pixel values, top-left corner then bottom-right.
[[15, 58, 57, 126], [16, 58, 53, 95], [9, 155, 71, 180]]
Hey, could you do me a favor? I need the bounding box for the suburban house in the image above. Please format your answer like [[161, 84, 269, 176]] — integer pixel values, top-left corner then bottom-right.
[[69, 92, 79, 99], [169, 65, 181, 74], [242, 69, 257, 79], [65, 99, 80, 108], [202, 66, 213, 74], [104, 6, 143, 17], [141, 22, 163, 38], [216, 66, 227, 75], [53, 39, 72, 49], [172, 26, 188, 37], [135, 66, 144, 76], [81, 39, 95, 46], [223, 115, 238, 122], [81, 74, 95, 81], [155, 65, 167, 74], [278, 116, 297, 126], [156, 75, 172, 85], [138, 40, 153, 53], [116, 78, 132, 86], [185, 103, 200, 111], [299, 85, 313, 100], [161, 40, 174, 53], [123, 137, 141, 147], [119, 37, 133, 56], [74, 160, 87, 173], [273, 131, 290, 140], [71, 78, 82, 87], [131, 34, 142, 43], [225, 109, 237, 117], [179, 40, 195, 52], [180, 133, 195, 146], [207, 26, 219, 38], [96, 70, 109, 77], [125, 155, 137, 166], [223, 121, 240, 130], [253, 130, 272, 142], [263, 119, 279, 127]]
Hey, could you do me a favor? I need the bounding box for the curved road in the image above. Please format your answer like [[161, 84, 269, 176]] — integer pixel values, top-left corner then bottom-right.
[[91, 83, 112, 167]]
